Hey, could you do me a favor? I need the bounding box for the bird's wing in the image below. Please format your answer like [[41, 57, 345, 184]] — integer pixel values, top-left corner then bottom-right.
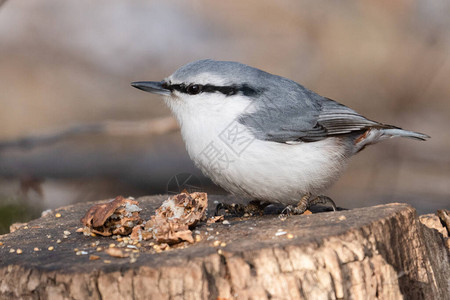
[[301, 98, 387, 142], [238, 84, 387, 143]]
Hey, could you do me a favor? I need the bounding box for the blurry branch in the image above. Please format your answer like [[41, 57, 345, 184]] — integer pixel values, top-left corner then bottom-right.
[[0, 117, 179, 151]]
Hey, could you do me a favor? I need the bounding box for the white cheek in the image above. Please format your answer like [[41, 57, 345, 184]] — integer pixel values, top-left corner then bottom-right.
[[165, 93, 252, 133]]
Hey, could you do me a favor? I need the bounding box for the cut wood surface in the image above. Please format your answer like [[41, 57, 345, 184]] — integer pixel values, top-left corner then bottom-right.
[[0, 195, 448, 300]]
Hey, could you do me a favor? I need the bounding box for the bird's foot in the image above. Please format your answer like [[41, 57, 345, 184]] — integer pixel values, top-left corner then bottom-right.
[[280, 194, 311, 217], [279, 194, 337, 219], [214, 200, 268, 217]]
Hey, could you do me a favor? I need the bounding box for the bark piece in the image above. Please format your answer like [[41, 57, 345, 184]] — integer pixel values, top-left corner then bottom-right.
[[81, 196, 142, 236], [437, 209, 450, 235], [142, 192, 208, 244]]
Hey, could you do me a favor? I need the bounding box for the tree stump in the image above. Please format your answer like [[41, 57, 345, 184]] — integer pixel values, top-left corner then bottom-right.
[[0, 195, 448, 299]]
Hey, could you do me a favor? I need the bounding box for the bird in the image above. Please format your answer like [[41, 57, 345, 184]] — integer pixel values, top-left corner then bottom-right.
[[131, 59, 429, 214]]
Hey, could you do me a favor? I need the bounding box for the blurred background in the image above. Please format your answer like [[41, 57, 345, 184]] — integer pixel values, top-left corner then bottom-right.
[[0, 0, 449, 233]]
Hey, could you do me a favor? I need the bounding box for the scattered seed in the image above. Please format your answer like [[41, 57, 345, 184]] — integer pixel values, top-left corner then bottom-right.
[[109, 243, 116, 248], [24, 226, 29, 229], [96, 247, 103, 252], [76, 250, 88, 255], [220, 242, 227, 247], [222, 220, 230, 225], [103, 260, 111, 264], [41, 209, 52, 217], [48, 246, 54, 251], [243, 213, 250, 217], [217, 249, 223, 255], [213, 240, 221, 247], [76, 228, 84, 233], [0, 242, 3, 246], [207, 215, 224, 224], [89, 255, 100, 260], [195, 235, 202, 242], [9, 249, 15, 253], [34, 247, 39, 251], [338, 215, 347, 221], [275, 231, 287, 236], [55, 213, 61, 218], [16, 249, 23, 254], [56, 239, 62, 244], [287, 234, 294, 239], [63, 230, 71, 236]]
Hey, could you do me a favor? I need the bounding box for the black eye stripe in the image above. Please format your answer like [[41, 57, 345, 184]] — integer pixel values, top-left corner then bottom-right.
[[165, 83, 259, 96]]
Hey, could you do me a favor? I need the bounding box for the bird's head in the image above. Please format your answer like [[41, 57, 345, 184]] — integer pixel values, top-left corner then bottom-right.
[[131, 60, 269, 120]]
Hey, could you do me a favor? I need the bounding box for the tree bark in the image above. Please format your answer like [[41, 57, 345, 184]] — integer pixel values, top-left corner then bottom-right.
[[0, 195, 448, 299]]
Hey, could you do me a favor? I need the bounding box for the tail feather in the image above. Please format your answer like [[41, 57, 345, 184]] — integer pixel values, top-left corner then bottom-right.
[[354, 127, 429, 153], [381, 128, 430, 141]]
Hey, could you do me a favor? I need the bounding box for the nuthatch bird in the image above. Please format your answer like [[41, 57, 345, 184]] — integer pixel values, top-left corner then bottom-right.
[[132, 60, 428, 214]]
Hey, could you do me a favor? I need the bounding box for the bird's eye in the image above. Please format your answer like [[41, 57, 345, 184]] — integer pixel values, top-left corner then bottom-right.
[[161, 82, 170, 90], [186, 84, 202, 95]]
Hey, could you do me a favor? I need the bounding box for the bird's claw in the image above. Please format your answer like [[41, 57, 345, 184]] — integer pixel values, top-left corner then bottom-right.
[[278, 194, 337, 219], [310, 195, 337, 212], [279, 205, 295, 220]]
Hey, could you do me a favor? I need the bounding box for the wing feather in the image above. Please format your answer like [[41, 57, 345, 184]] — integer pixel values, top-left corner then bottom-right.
[[238, 80, 390, 143]]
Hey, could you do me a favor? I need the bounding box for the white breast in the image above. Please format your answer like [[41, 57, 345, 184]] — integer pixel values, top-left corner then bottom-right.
[[165, 93, 349, 205]]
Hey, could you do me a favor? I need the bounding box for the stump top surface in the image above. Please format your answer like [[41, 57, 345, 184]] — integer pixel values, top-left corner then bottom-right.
[[0, 195, 414, 274]]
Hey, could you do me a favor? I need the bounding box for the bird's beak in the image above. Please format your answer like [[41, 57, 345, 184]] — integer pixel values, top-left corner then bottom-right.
[[131, 81, 171, 96]]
